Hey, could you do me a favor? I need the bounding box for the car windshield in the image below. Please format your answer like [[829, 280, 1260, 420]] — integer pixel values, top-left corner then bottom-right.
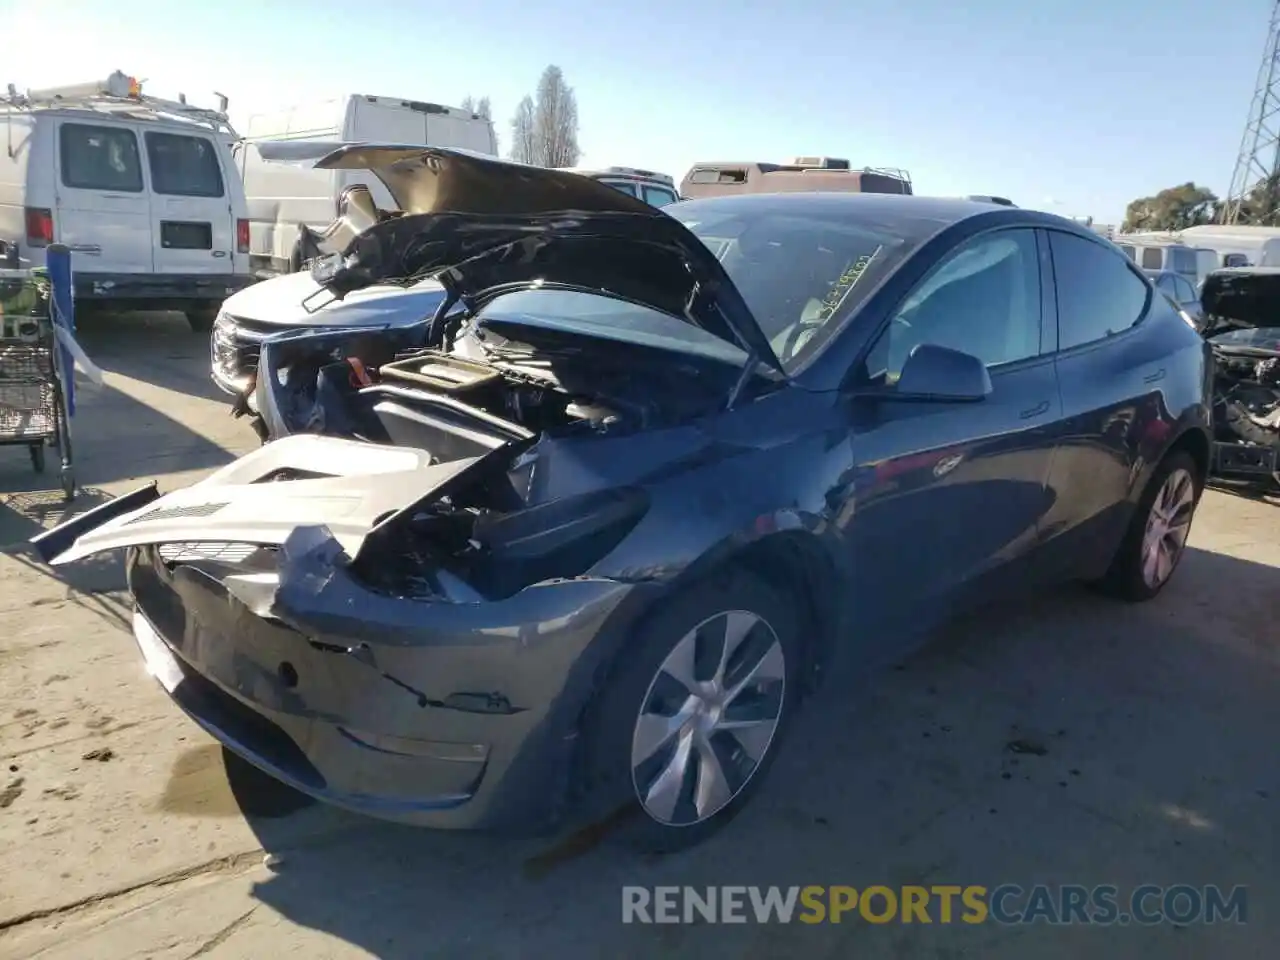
[[673, 200, 930, 372]]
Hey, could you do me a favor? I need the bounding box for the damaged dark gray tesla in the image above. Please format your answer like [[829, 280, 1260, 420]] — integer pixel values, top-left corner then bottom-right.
[[33, 148, 1214, 851], [1202, 267, 1280, 492]]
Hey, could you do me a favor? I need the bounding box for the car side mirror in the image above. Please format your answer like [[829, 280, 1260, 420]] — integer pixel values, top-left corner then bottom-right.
[[894, 343, 992, 401]]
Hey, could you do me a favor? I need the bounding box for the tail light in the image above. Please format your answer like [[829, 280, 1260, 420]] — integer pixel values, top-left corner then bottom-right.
[[24, 207, 53, 247], [236, 218, 250, 254]]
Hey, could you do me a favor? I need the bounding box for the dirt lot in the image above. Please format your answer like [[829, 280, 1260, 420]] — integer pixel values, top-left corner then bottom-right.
[[0, 313, 1276, 959]]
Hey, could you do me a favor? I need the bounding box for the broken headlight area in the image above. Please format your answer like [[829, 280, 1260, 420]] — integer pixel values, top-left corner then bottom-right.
[[351, 485, 651, 603]]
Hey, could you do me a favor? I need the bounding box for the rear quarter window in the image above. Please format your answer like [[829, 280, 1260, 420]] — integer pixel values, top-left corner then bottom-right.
[[1140, 247, 1164, 270], [59, 123, 143, 192], [144, 132, 225, 198]]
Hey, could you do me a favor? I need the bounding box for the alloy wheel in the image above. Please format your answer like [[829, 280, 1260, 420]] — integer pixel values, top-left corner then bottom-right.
[[630, 610, 786, 827], [1141, 467, 1195, 589]]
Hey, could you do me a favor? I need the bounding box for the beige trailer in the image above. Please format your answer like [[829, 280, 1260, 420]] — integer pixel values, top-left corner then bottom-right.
[[680, 156, 912, 199]]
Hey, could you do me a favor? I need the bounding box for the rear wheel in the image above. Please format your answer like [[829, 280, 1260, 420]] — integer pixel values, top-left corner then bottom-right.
[[1098, 450, 1201, 601], [580, 569, 800, 853], [185, 307, 218, 333]]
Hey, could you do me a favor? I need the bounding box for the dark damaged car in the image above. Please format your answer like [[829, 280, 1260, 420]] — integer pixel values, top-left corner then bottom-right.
[[33, 149, 1214, 851], [1201, 267, 1280, 492]]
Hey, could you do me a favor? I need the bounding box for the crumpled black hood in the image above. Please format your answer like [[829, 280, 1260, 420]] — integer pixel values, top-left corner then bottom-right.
[[297, 145, 782, 371], [1200, 267, 1280, 337]]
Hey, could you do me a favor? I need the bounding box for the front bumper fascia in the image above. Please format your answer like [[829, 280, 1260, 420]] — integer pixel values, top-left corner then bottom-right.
[[126, 544, 658, 831]]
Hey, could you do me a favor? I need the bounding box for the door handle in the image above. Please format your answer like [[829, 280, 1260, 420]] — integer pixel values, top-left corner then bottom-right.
[[1019, 399, 1050, 419], [1143, 368, 1166, 384]]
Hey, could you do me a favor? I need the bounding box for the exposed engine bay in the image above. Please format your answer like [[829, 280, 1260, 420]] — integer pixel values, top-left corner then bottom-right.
[[1201, 267, 1280, 485], [1213, 352, 1280, 445], [222, 316, 756, 603], [255, 318, 740, 450]]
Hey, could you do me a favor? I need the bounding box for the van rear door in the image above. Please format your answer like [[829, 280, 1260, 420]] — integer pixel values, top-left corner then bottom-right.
[[142, 130, 236, 275], [54, 120, 153, 274]]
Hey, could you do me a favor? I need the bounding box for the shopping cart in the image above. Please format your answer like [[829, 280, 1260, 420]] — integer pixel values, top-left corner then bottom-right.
[[0, 268, 75, 500]]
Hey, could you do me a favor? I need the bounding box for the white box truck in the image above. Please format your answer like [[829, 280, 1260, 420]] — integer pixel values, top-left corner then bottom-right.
[[238, 94, 497, 275]]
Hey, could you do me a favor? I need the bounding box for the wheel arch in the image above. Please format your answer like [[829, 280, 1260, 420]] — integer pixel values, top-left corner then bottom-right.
[[1162, 425, 1211, 490]]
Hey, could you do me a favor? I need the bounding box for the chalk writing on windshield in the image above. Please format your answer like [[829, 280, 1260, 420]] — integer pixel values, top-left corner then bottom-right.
[[816, 246, 883, 321]]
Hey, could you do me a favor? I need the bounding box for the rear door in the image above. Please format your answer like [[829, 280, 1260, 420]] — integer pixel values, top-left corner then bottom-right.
[[54, 119, 153, 273], [143, 130, 235, 275], [1039, 230, 1166, 576]]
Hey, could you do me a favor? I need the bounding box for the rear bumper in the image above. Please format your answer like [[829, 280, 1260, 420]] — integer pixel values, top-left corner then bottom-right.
[[125, 545, 655, 831], [74, 272, 255, 308]]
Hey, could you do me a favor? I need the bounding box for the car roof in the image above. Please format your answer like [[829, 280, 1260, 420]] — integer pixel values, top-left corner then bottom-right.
[[667, 191, 1080, 234]]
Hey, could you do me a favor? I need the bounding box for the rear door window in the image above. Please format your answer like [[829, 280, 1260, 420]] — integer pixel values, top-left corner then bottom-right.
[[59, 123, 143, 192], [144, 132, 225, 197], [1173, 276, 1198, 303], [1049, 231, 1151, 350], [1140, 247, 1164, 270]]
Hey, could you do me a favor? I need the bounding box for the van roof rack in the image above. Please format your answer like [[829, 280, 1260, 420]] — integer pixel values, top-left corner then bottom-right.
[[1, 70, 237, 137]]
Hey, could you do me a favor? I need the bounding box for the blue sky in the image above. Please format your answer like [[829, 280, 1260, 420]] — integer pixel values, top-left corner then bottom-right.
[[1, 0, 1266, 223]]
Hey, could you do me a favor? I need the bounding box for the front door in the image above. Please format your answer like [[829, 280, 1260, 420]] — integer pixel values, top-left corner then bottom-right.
[[142, 130, 236, 275], [834, 227, 1062, 651], [54, 120, 153, 274]]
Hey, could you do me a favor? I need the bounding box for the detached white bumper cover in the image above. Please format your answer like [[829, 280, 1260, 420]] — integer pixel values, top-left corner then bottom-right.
[[44, 435, 482, 566]]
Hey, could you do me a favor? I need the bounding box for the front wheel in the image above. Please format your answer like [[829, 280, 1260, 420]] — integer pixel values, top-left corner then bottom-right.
[[580, 569, 800, 853], [1098, 450, 1201, 601]]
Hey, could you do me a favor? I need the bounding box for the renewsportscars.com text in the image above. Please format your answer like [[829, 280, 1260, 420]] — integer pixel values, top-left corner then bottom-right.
[[621, 884, 1248, 925]]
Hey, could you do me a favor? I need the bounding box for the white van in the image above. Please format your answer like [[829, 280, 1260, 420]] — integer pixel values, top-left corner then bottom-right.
[[238, 95, 498, 276], [556, 166, 681, 206], [1174, 224, 1280, 269], [0, 71, 253, 331], [1112, 241, 1216, 286]]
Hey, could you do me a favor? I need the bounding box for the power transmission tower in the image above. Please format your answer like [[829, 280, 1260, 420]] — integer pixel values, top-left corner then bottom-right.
[[1222, 0, 1280, 225]]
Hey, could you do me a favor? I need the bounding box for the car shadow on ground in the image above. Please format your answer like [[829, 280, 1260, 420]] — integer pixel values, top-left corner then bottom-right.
[[220, 546, 1277, 959], [74, 310, 229, 404]]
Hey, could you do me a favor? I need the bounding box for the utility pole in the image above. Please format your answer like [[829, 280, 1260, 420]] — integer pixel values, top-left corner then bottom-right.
[[1223, 1, 1280, 225]]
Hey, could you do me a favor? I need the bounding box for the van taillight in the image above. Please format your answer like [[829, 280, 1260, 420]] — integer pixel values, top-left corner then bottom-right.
[[236, 218, 250, 254], [24, 207, 53, 247]]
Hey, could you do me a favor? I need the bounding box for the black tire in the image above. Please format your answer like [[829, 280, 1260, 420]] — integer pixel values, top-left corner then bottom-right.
[[578, 568, 801, 853], [185, 307, 218, 333], [1097, 450, 1202, 602]]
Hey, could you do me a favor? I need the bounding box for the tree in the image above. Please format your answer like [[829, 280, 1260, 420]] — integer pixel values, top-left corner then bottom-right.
[[461, 95, 498, 156], [509, 95, 537, 164], [1224, 174, 1280, 226], [533, 65, 580, 167], [460, 96, 492, 121], [1122, 182, 1218, 233], [507, 65, 581, 167]]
